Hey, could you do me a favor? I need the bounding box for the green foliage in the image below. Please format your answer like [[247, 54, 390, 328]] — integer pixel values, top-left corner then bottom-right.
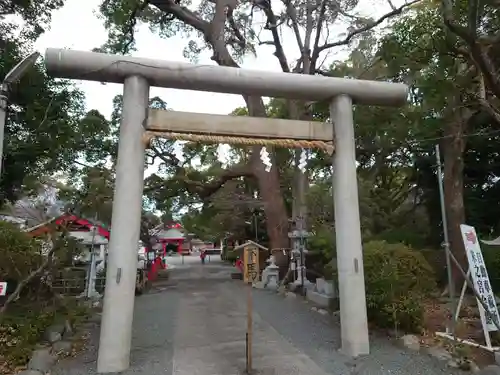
[[225, 250, 239, 263], [58, 298, 92, 327], [0, 219, 91, 371], [308, 225, 335, 258], [372, 227, 432, 250], [0, 222, 42, 282], [418, 248, 448, 287], [61, 166, 115, 225], [1, 0, 64, 41], [0, 305, 56, 366], [1, 40, 114, 205], [0, 298, 91, 369], [482, 245, 500, 294], [363, 241, 436, 332]]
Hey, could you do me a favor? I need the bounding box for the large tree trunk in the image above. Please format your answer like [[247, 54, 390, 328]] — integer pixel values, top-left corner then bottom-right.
[[244, 97, 289, 257], [149, 4, 292, 258], [253, 158, 289, 250], [442, 107, 470, 286]]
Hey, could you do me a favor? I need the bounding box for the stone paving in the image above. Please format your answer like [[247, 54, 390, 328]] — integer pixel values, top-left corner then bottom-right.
[[52, 256, 468, 375]]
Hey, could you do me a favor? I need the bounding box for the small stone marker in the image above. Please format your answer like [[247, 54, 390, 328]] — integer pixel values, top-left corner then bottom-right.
[[52, 340, 73, 355], [399, 334, 420, 351], [27, 348, 56, 373]]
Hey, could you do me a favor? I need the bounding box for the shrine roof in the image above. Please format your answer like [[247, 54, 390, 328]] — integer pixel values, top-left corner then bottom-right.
[[234, 240, 268, 251], [25, 213, 110, 239], [154, 227, 185, 240]]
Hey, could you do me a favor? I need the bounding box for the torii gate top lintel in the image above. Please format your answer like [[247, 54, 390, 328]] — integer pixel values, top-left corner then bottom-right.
[[44, 48, 408, 107]]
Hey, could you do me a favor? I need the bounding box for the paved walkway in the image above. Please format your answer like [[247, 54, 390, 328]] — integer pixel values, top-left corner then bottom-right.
[[53, 256, 465, 375]]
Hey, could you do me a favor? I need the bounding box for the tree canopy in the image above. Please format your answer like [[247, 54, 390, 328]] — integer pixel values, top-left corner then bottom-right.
[[0, 0, 499, 282]]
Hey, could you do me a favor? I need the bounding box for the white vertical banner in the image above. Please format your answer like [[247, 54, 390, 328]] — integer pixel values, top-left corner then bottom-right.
[[460, 224, 500, 332], [0, 281, 7, 296]]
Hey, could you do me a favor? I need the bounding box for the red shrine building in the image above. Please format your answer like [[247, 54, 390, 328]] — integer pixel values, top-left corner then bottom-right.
[[151, 222, 191, 256], [26, 213, 110, 240]]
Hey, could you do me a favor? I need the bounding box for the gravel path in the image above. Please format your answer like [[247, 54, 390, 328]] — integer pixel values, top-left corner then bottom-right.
[[251, 289, 466, 375], [52, 260, 466, 375]]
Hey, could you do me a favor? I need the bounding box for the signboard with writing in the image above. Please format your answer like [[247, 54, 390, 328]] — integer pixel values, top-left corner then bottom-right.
[[460, 224, 500, 331], [0, 282, 7, 296], [244, 246, 260, 284]]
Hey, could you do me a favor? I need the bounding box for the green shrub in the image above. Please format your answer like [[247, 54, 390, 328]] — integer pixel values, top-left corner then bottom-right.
[[0, 299, 91, 369], [419, 248, 448, 287], [0, 222, 42, 282], [372, 227, 430, 250], [308, 225, 335, 257], [225, 250, 239, 263], [0, 304, 56, 366], [482, 244, 500, 294], [363, 240, 436, 332]]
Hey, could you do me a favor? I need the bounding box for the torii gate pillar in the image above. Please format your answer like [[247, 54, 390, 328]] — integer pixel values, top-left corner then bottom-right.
[[97, 76, 149, 373], [331, 95, 369, 355]]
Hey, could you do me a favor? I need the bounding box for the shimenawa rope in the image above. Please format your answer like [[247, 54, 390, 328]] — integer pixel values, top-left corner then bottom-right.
[[142, 131, 335, 155]]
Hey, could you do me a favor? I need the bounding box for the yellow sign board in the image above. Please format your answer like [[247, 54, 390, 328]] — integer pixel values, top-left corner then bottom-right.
[[243, 246, 260, 284]]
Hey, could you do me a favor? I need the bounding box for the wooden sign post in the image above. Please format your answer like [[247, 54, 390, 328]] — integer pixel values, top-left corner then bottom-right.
[[243, 245, 260, 284], [244, 245, 259, 374]]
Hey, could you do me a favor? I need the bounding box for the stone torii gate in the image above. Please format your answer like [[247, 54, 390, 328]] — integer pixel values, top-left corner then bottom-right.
[[44, 48, 407, 373]]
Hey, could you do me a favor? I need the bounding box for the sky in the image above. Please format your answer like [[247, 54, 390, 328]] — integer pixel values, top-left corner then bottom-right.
[[14, 0, 397, 216], [34, 0, 303, 118], [33, 0, 393, 117], [31, 0, 394, 172], [32, 0, 325, 164]]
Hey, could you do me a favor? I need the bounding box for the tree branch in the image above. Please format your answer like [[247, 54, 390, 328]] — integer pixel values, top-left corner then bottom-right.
[[441, 0, 500, 99], [311, 0, 327, 73], [121, 0, 151, 54], [148, 144, 254, 199], [150, 145, 182, 169], [197, 163, 253, 199], [149, 0, 211, 36], [147, 0, 288, 250], [311, 0, 421, 67], [302, 0, 314, 74], [259, 4, 290, 72], [282, 0, 305, 60], [477, 97, 500, 124], [226, 6, 246, 48], [144, 162, 253, 200], [0, 244, 56, 317]]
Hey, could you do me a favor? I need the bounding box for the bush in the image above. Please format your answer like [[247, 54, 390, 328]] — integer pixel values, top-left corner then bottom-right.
[[0, 305, 56, 367], [0, 222, 42, 282], [308, 225, 335, 257], [372, 227, 430, 250], [482, 244, 500, 294], [363, 240, 436, 332], [225, 250, 239, 263], [0, 224, 91, 374], [0, 299, 91, 372], [419, 248, 448, 287]]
